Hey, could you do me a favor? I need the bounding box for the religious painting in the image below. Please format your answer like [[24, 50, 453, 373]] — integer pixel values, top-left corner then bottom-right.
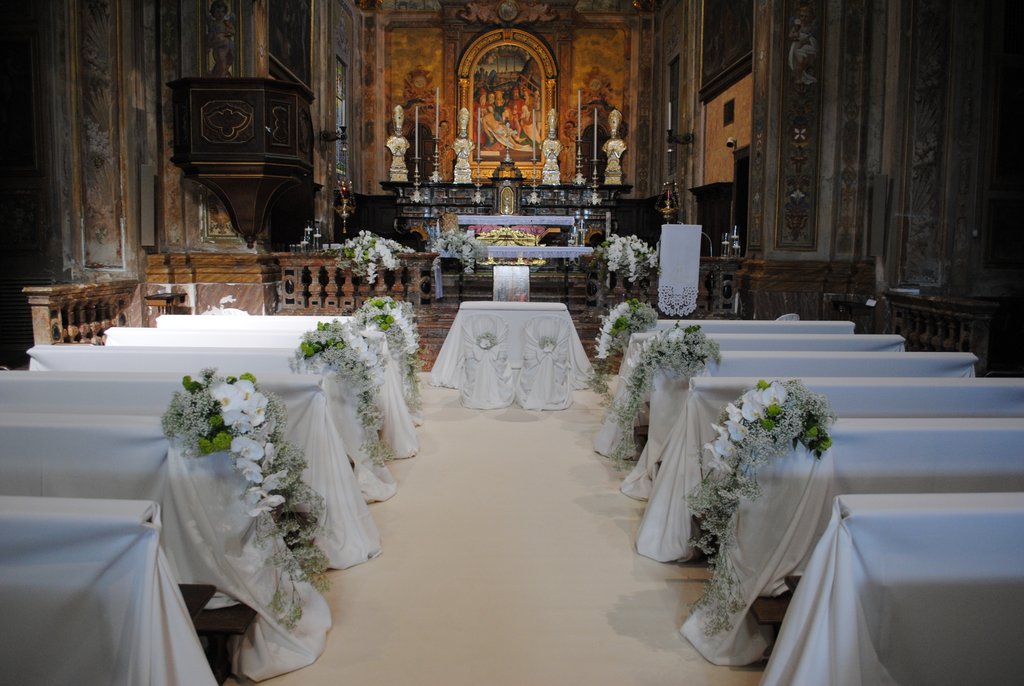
[[700, 0, 753, 99], [201, 0, 239, 78], [269, 0, 312, 87], [458, 29, 558, 174]]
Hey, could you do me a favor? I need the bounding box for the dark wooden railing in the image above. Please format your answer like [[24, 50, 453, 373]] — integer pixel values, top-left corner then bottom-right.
[[23, 281, 137, 345]]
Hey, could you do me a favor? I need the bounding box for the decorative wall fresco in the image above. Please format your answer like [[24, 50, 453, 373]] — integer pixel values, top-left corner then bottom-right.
[[572, 28, 627, 130], [774, 0, 822, 250], [701, 0, 753, 92], [471, 43, 545, 156], [386, 27, 443, 144], [202, 0, 239, 78]]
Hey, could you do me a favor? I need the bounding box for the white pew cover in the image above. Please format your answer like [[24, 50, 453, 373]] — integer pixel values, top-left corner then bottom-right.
[[0, 496, 217, 686], [0, 370, 381, 568], [635, 377, 1024, 564], [0, 412, 331, 681], [681, 418, 1024, 666], [105, 327, 306, 349], [653, 319, 856, 334], [761, 493, 1024, 686], [157, 314, 349, 330]]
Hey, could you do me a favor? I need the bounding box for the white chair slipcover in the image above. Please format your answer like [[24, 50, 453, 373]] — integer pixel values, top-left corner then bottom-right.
[[516, 315, 573, 411], [459, 314, 515, 409]]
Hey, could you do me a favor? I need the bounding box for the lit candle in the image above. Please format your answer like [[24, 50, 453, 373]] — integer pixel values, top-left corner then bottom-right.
[[414, 106, 419, 154], [532, 109, 538, 162], [593, 108, 598, 160], [435, 88, 440, 133], [577, 91, 582, 142]]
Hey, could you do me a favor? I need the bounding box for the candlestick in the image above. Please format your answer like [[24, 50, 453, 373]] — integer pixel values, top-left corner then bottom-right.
[[414, 106, 419, 155], [577, 91, 582, 141], [593, 108, 598, 160]]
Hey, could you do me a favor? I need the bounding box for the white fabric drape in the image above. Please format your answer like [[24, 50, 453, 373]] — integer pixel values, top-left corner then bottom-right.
[[657, 224, 702, 316], [0, 496, 217, 686], [761, 492, 1024, 686], [459, 314, 515, 409], [516, 315, 573, 411], [681, 418, 1024, 666]]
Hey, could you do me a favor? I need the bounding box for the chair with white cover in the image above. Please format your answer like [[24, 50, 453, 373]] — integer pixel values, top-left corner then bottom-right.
[[459, 314, 514, 409], [516, 315, 573, 410]]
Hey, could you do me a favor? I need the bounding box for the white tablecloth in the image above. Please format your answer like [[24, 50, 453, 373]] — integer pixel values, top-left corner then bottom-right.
[[680, 417, 1024, 666], [657, 224, 701, 316], [635, 377, 1024, 564], [0, 413, 331, 681], [106, 327, 307, 349], [28, 344, 415, 502], [429, 301, 592, 391], [594, 334, 908, 459], [157, 314, 350, 331], [0, 496, 217, 686], [0, 370, 381, 568], [652, 319, 856, 334], [761, 493, 1024, 686]]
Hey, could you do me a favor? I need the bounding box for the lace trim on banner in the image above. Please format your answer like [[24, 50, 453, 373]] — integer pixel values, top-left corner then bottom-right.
[[658, 284, 699, 316]]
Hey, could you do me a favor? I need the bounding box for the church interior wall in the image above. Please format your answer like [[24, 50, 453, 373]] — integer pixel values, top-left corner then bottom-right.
[[701, 74, 752, 185]]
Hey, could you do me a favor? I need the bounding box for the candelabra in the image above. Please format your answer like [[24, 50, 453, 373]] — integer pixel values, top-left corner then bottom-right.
[[588, 154, 601, 205], [430, 136, 441, 183], [526, 160, 541, 205], [410, 155, 423, 204], [335, 180, 355, 236], [573, 138, 585, 186]]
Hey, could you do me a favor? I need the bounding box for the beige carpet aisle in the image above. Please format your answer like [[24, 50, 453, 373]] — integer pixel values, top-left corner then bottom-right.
[[244, 378, 764, 686]]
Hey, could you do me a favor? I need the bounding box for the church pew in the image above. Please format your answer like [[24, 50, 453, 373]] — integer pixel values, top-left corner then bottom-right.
[[0, 495, 217, 686], [680, 418, 1024, 666], [0, 411, 331, 682], [0, 369, 382, 568], [633, 376, 1024, 563]]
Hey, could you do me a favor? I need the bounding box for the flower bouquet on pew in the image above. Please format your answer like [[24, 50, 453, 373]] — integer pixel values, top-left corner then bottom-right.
[[589, 298, 658, 397], [338, 230, 413, 285], [688, 379, 834, 636], [354, 296, 423, 413], [161, 368, 330, 629], [606, 324, 720, 466], [293, 319, 393, 465]]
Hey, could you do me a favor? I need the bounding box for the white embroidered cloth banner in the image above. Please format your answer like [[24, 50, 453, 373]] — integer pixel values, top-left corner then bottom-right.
[[657, 224, 701, 316]]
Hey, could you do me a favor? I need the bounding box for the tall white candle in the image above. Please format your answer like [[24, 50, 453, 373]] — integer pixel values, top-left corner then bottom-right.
[[414, 106, 419, 154], [593, 108, 598, 160], [532, 109, 537, 162], [435, 88, 440, 133], [477, 113, 481, 161], [341, 102, 346, 128], [577, 91, 582, 141], [667, 101, 672, 128]]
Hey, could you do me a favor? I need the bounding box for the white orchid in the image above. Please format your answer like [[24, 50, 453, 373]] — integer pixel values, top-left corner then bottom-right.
[[211, 381, 245, 414], [245, 487, 287, 517], [231, 435, 265, 463]]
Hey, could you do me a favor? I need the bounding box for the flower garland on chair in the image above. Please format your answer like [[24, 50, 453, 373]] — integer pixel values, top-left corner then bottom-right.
[[606, 324, 720, 465], [688, 379, 835, 636], [293, 319, 393, 465], [338, 230, 413, 285], [161, 369, 330, 629], [354, 296, 423, 413], [588, 298, 658, 397], [593, 234, 659, 283]]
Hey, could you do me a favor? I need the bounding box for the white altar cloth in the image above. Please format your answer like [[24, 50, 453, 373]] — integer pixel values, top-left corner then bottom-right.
[[635, 377, 1024, 564], [457, 214, 576, 226], [484, 245, 593, 260], [106, 326, 306, 349], [680, 417, 1024, 666], [761, 492, 1024, 686], [594, 333, 908, 459], [0, 369, 381, 569], [429, 301, 592, 391], [657, 224, 701, 316], [0, 412, 331, 681], [0, 496, 217, 686], [27, 344, 410, 503]]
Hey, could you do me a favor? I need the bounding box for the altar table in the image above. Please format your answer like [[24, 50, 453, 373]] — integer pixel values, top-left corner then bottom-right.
[[27, 344, 409, 502], [429, 301, 592, 390], [0, 412, 331, 681], [761, 492, 1024, 686], [0, 496, 217, 686], [680, 417, 1024, 666], [634, 377, 1024, 564], [0, 369, 381, 568]]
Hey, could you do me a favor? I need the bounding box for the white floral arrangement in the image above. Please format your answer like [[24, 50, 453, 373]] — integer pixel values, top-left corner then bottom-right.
[[293, 319, 393, 465], [354, 296, 422, 413], [593, 234, 659, 283], [161, 369, 329, 629], [430, 231, 484, 273], [688, 379, 835, 636], [588, 299, 659, 397], [338, 230, 413, 285], [606, 324, 720, 464]]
